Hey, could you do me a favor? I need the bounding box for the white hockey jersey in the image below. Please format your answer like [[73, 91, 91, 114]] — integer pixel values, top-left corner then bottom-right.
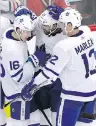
[[36, 21, 67, 54], [0, 28, 37, 98], [79, 25, 91, 35], [34, 30, 96, 102], [0, 0, 21, 21]]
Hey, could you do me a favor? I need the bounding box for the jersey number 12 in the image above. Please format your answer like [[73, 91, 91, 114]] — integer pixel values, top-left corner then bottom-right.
[[81, 48, 96, 78]]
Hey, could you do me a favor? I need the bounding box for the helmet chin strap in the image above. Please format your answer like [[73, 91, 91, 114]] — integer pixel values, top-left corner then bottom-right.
[[48, 24, 58, 37], [16, 30, 24, 42]]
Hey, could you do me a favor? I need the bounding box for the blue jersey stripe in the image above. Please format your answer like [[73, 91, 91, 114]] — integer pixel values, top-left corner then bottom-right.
[[44, 66, 59, 76], [17, 73, 23, 82], [11, 68, 23, 78], [51, 80, 55, 83], [41, 70, 50, 79], [62, 89, 96, 97], [6, 93, 21, 100]]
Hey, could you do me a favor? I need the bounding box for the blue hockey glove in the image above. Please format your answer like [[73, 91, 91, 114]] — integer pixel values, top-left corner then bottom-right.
[[21, 84, 37, 101], [36, 44, 46, 52], [28, 50, 48, 67], [21, 78, 41, 101], [21, 78, 35, 101], [36, 44, 51, 65], [21, 79, 48, 101], [47, 5, 64, 20]]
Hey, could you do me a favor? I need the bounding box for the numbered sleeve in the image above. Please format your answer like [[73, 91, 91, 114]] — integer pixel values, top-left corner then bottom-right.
[[0, 0, 21, 12], [34, 46, 71, 85], [3, 50, 35, 84]]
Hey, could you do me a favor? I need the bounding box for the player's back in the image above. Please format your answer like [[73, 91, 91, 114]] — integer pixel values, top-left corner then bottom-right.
[[56, 30, 96, 102]]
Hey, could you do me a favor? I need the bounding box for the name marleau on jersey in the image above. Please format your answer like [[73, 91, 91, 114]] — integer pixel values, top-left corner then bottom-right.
[[75, 39, 94, 54]]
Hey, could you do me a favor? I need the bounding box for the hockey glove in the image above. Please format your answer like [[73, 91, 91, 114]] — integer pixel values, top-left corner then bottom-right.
[[36, 44, 51, 66], [28, 50, 47, 67], [21, 78, 39, 101], [36, 44, 46, 52], [47, 5, 64, 20]]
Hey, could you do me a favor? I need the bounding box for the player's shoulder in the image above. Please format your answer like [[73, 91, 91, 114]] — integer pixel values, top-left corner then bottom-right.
[[2, 27, 14, 39], [54, 37, 78, 52], [2, 28, 18, 50], [79, 25, 91, 35]]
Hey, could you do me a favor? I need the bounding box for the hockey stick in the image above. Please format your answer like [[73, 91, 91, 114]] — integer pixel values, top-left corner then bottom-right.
[[34, 91, 53, 126], [4, 80, 53, 126], [4, 95, 21, 108], [37, 104, 53, 126], [4, 80, 49, 108], [30, 79, 53, 126]]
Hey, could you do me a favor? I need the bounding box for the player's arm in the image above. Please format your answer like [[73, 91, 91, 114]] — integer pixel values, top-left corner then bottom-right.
[[34, 44, 71, 85], [0, 0, 21, 12], [3, 50, 39, 84], [3, 42, 47, 84], [21, 43, 71, 101]]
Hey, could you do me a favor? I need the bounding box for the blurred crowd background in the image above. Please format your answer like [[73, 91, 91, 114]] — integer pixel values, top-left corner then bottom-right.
[[21, 0, 96, 25]]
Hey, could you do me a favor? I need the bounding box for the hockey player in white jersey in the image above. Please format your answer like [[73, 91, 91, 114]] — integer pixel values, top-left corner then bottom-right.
[[15, 6, 95, 126], [14, 5, 37, 55], [14, 5, 65, 126], [0, 14, 12, 126], [21, 9, 96, 126], [0, 0, 21, 73], [34, 8, 66, 126], [33, 7, 95, 126], [0, 15, 47, 126], [15, 6, 96, 126]]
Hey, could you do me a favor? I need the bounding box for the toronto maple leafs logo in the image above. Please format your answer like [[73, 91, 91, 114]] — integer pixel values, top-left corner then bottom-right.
[[20, 18, 23, 23], [66, 12, 70, 16]]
